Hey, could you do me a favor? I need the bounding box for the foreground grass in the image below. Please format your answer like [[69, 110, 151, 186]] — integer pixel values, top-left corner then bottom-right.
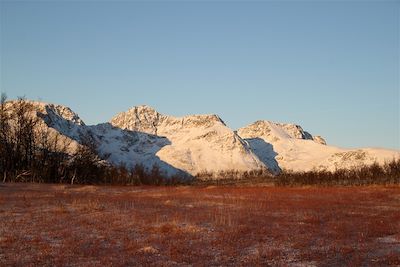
[[0, 183, 399, 266]]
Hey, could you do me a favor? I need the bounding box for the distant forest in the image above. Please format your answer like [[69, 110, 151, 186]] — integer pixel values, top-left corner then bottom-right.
[[1, 94, 399, 186]]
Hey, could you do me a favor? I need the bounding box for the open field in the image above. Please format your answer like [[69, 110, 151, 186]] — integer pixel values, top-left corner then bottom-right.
[[0, 184, 399, 266]]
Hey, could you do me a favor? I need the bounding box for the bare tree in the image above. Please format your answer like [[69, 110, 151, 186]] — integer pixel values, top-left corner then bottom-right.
[[0, 93, 11, 182], [10, 98, 39, 181]]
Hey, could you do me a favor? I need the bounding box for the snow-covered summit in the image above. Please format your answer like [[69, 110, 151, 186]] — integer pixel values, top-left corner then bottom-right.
[[110, 105, 226, 135], [111, 105, 163, 135], [7, 100, 85, 127], [239, 120, 326, 145]]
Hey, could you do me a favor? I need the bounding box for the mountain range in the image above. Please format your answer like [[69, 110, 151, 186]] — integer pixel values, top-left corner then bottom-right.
[[7, 100, 399, 179]]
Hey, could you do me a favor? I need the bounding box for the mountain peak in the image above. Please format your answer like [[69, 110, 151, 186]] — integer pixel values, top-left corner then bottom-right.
[[238, 120, 326, 144], [7, 100, 85, 126], [110, 104, 229, 134], [110, 105, 163, 134]]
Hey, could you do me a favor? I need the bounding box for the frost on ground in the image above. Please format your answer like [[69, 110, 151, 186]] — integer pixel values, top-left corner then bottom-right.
[[0, 183, 399, 266]]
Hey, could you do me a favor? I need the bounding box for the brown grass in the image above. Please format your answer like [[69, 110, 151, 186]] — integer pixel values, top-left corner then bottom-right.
[[0, 183, 399, 266]]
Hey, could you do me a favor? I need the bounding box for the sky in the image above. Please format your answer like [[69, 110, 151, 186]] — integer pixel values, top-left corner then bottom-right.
[[1, 1, 399, 150]]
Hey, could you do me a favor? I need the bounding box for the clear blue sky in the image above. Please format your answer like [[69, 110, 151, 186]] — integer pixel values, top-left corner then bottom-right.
[[1, 1, 399, 149]]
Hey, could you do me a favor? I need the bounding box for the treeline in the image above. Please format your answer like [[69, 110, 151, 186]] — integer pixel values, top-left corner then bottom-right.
[[0, 95, 186, 185], [193, 160, 400, 186], [275, 160, 400, 186]]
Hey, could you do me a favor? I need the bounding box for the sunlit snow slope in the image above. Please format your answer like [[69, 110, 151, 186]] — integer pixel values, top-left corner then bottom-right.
[[110, 105, 266, 176]]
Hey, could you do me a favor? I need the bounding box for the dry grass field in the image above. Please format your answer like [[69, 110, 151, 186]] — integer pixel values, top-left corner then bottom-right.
[[0, 183, 399, 266]]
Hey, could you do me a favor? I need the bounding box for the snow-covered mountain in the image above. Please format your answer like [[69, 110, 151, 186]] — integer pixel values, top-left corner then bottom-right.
[[237, 120, 400, 172], [8, 101, 267, 177], [110, 105, 266, 176], [19, 101, 192, 177], [7, 100, 399, 178]]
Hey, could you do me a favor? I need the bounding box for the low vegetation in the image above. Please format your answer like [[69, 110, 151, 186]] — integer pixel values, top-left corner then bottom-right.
[[1, 184, 399, 265]]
